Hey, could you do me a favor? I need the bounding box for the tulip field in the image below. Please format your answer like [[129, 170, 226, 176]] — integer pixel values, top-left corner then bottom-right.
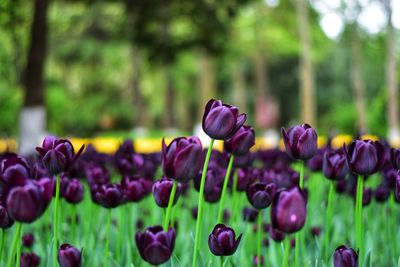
[[1, 99, 400, 267]]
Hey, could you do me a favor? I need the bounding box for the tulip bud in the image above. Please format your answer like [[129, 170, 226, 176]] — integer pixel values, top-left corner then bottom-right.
[[224, 126, 255, 156], [242, 207, 258, 222], [362, 188, 372, 206], [36, 136, 84, 175], [162, 137, 203, 182], [281, 124, 317, 160], [22, 233, 35, 248], [152, 178, 182, 208], [86, 164, 110, 185], [94, 183, 123, 208], [21, 252, 40, 267], [64, 179, 84, 204], [135, 225, 176, 265], [307, 149, 325, 171], [6, 182, 47, 223], [58, 243, 82, 267], [121, 176, 152, 202], [391, 148, 400, 170], [374, 184, 390, 203], [333, 245, 358, 267], [202, 99, 246, 140], [253, 255, 264, 266], [269, 226, 285, 242], [0, 204, 14, 229], [271, 187, 307, 234], [246, 182, 276, 209], [396, 171, 400, 201], [0, 153, 30, 188], [208, 224, 242, 256], [323, 151, 349, 180], [344, 140, 384, 175], [311, 226, 322, 237]]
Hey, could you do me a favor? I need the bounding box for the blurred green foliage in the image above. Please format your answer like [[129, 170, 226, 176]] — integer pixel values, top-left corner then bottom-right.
[[0, 0, 395, 137]]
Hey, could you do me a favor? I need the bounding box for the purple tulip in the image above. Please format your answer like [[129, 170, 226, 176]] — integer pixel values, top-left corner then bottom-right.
[[208, 224, 242, 256], [64, 179, 84, 204], [383, 168, 397, 188], [121, 176, 152, 202], [307, 149, 325, 171], [396, 171, 400, 201], [6, 181, 47, 223], [374, 184, 390, 203], [36, 136, 84, 175], [269, 226, 285, 242], [391, 148, 400, 170], [344, 140, 384, 175], [224, 125, 255, 155], [193, 167, 224, 194], [271, 187, 307, 234], [333, 245, 358, 267], [323, 151, 349, 180], [253, 255, 264, 266], [362, 188, 372, 206], [246, 182, 276, 210], [281, 124, 317, 160], [58, 243, 82, 267], [0, 204, 14, 229], [0, 153, 30, 188], [94, 184, 123, 208], [310, 226, 321, 237], [152, 178, 182, 208], [202, 99, 246, 140], [21, 252, 40, 267], [162, 137, 203, 182], [242, 207, 259, 222], [235, 168, 257, 192], [135, 225, 176, 265], [22, 233, 35, 247], [37, 177, 54, 208], [86, 164, 110, 185]]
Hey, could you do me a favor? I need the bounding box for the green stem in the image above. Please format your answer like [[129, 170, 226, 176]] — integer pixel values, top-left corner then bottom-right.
[[0, 229, 3, 262], [356, 175, 364, 260], [390, 194, 397, 259], [71, 205, 77, 242], [220, 256, 224, 267], [6, 222, 22, 267], [192, 139, 215, 267], [53, 174, 61, 267], [231, 170, 239, 222], [257, 210, 262, 267], [282, 237, 290, 267], [294, 161, 305, 267], [126, 204, 133, 265], [324, 181, 335, 260], [295, 232, 300, 267], [299, 161, 305, 189], [104, 209, 112, 265], [217, 154, 235, 223], [163, 180, 178, 231], [16, 227, 22, 267]]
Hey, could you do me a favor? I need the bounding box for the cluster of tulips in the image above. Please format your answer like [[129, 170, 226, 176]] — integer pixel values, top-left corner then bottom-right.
[[0, 98, 399, 266]]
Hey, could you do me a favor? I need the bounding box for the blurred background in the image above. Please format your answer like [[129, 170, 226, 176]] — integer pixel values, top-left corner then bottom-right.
[[1, 0, 400, 153]]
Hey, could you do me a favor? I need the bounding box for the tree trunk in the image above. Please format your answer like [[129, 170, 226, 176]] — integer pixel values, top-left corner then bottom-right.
[[295, 0, 316, 127], [384, 0, 399, 143], [198, 51, 216, 121], [232, 61, 247, 114], [162, 66, 175, 128], [350, 23, 368, 133], [131, 46, 148, 128], [253, 50, 279, 130], [19, 0, 48, 155]]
